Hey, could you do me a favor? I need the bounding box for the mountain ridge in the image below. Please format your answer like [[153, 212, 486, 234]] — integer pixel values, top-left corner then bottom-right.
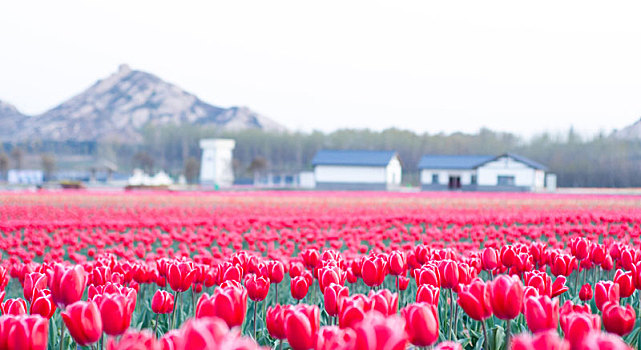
[[0, 64, 285, 143]]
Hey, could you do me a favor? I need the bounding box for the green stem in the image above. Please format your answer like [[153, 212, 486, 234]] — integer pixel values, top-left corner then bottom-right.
[[575, 261, 580, 296], [481, 320, 489, 350], [453, 304, 459, 341], [191, 289, 196, 316], [171, 291, 179, 329], [177, 292, 183, 326], [275, 283, 279, 305], [449, 289, 454, 341], [253, 300, 258, 339], [154, 313, 159, 337], [506, 319, 512, 349], [59, 320, 65, 350]]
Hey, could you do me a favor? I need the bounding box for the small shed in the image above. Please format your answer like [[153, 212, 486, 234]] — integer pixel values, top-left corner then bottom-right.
[[419, 153, 548, 192], [312, 150, 402, 190]]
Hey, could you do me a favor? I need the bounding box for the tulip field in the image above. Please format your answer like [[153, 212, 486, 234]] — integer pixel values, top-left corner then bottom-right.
[[2, 191, 641, 349]]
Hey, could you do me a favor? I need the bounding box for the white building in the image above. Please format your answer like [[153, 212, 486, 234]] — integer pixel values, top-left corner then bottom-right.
[[7, 169, 44, 185], [128, 169, 174, 187], [199, 139, 235, 188], [418, 153, 549, 192], [312, 150, 402, 190]]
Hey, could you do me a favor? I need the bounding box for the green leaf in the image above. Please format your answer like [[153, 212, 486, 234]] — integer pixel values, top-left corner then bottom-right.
[[492, 325, 505, 350]]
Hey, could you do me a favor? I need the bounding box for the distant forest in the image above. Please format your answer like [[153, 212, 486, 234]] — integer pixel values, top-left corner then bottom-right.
[[2, 125, 641, 187]]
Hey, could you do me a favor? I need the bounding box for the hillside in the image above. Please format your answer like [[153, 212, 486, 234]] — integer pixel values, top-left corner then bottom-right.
[[0, 64, 285, 143]]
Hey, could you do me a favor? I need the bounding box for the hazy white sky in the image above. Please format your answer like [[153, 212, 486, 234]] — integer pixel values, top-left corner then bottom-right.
[[1, 0, 641, 137]]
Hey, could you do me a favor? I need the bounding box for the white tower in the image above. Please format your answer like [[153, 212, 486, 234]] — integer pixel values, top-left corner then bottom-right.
[[199, 139, 236, 187]]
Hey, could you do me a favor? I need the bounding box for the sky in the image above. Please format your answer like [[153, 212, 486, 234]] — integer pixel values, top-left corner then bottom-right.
[[1, 1, 641, 137]]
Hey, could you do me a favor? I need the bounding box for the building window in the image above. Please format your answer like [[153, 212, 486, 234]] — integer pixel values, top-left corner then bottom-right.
[[497, 175, 516, 186], [471, 175, 477, 185], [432, 174, 439, 184]]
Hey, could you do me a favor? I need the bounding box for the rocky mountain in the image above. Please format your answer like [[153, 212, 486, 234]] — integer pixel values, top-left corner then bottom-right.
[[0, 101, 29, 141], [0, 64, 285, 143], [614, 118, 641, 140]]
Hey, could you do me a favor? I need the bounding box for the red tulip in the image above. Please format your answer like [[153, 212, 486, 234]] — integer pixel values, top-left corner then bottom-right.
[[361, 256, 387, 287], [266, 304, 289, 340], [23, 272, 47, 303], [106, 329, 160, 350], [301, 249, 320, 269], [318, 266, 344, 293], [414, 265, 440, 287], [613, 269, 634, 298], [94, 292, 136, 336], [176, 317, 230, 350], [416, 284, 440, 305], [594, 281, 620, 312], [397, 276, 409, 291], [560, 312, 601, 348], [167, 261, 195, 292], [267, 260, 285, 284], [61, 300, 103, 347], [285, 304, 319, 350], [580, 331, 633, 350], [438, 260, 459, 289], [339, 294, 374, 329], [0, 314, 49, 350], [90, 266, 112, 286], [550, 255, 576, 277], [489, 275, 524, 320], [222, 264, 243, 283], [500, 245, 517, 268], [401, 302, 439, 347], [244, 274, 270, 301], [316, 326, 356, 350], [388, 251, 406, 276], [369, 289, 398, 316], [291, 275, 310, 300], [457, 278, 492, 321], [346, 268, 357, 284], [353, 312, 407, 350], [601, 254, 614, 271], [589, 244, 605, 265], [1, 298, 27, 316], [523, 271, 552, 297], [435, 341, 464, 350], [151, 289, 174, 314], [482, 247, 499, 271], [289, 262, 305, 278], [510, 330, 569, 350], [570, 237, 589, 261], [324, 283, 348, 317], [551, 276, 569, 298], [579, 284, 593, 302], [30, 290, 56, 319], [620, 249, 637, 271], [602, 302, 635, 336], [195, 284, 247, 328], [524, 295, 559, 333], [50, 264, 87, 308]]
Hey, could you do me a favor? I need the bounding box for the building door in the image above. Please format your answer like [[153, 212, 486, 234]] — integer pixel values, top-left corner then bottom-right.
[[448, 176, 461, 190]]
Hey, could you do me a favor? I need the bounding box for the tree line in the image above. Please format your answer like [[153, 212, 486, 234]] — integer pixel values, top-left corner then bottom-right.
[[3, 125, 641, 187]]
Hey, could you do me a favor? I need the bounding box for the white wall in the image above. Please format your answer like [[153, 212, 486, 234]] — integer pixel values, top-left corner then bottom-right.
[[476, 156, 537, 188], [420, 169, 476, 185], [200, 139, 235, 186], [386, 156, 402, 185], [299, 171, 316, 188], [315, 165, 387, 183]]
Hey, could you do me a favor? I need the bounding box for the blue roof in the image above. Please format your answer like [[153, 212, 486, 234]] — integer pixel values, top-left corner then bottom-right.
[[418, 153, 547, 170], [312, 150, 397, 167], [418, 155, 494, 169], [501, 153, 547, 170]]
